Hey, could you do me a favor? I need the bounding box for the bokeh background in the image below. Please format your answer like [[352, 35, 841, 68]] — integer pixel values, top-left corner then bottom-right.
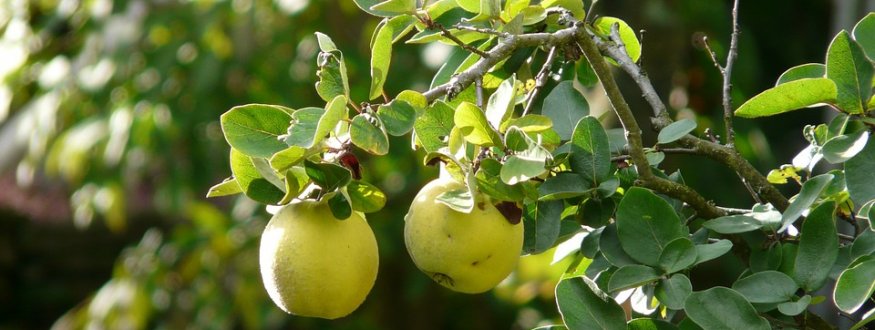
[[0, 0, 872, 329]]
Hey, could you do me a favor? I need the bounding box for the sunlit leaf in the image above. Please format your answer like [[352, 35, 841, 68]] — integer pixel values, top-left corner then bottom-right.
[[303, 160, 352, 193], [779, 173, 834, 232], [826, 30, 874, 114], [834, 258, 875, 313], [776, 63, 826, 86], [454, 102, 503, 147], [846, 139, 875, 205], [230, 149, 284, 204], [702, 215, 764, 234], [350, 113, 390, 155], [853, 13, 875, 61], [377, 100, 417, 136], [414, 101, 455, 153], [347, 180, 387, 213], [593, 17, 641, 63], [735, 78, 837, 118], [221, 104, 293, 158], [283, 107, 324, 148], [206, 177, 242, 198]]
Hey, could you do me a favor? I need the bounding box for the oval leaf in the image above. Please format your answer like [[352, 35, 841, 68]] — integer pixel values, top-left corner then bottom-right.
[[735, 78, 837, 118], [413, 101, 455, 153], [683, 287, 770, 330], [779, 173, 834, 232], [555, 276, 627, 330], [823, 130, 870, 164], [777, 295, 811, 316], [350, 114, 390, 155], [220, 104, 293, 158], [657, 119, 697, 144], [794, 201, 839, 292], [694, 239, 733, 265], [454, 102, 503, 147], [543, 81, 589, 140], [230, 149, 284, 204], [702, 215, 764, 234], [826, 30, 874, 114], [834, 259, 875, 313], [616, 187, 687, 266], [347, 180, 387, 213], [732, 271, 799, 304], [776, 63, 826, 86], [608, 265, 661, 292], [656, 274, 692, 310], [377, 100, 417, 136], [658, 237, 697, 274], [522, 200, 563, 254], [853, 13, 875, 61], [570, 116, 611, 186], [846, 139, 875, 205], [593, 17, 642, 63]]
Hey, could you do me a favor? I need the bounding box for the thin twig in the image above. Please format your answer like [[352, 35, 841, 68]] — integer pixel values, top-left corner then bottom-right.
[[584, 0, 599, 22], [701, 36, 724, 72], [716, 206, 751, 214], [454, 24, 511, 38], [522, 46, 559, 116], [723, 0, 741, 147], [430, 21, 490, 58], [735, 171, 763, 204], [610, 147, 701, 162]]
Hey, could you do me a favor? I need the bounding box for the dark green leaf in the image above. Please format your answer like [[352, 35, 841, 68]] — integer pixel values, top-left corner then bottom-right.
[[834, 258, 875, 313], [657, 119, 697, 145], [777, 295, 811, 316], [454, 102, 502, 147], [750, 243, 783, 273], [732, 271, 798, 303], [206, 177, 242, 198], [283, 107, 324, 148], [826, 30, 874, 114], [607, 265, 660, 292], [694, 239, 733, 265], [220, 104, 293, 158], [658, 237, 697, 274], [414, 101, 455, 153], [734, 78, 837, 118], [377, 100, 417, 136], [853, 13, 875, 61], [538, 173, 592, 200], [570, 116, 611, 186], [656, 274, 692, 310], [616, 187, 687, 266], [599, 223, 637, 267], [555, 276, 627, 330], [779, 173, 834, 232], [580, 227, 602, 259], [776, 63, 826, 85], [683, 287, 770, 330], [475, 158, 526, 202], [576, 58, 598, 87], [850, 307, 875, 330], [852, 230, 875, 260], [846, 139, 875, 205], [543, 81, 589, 140], [303, 160, 351, 193], [328, 192, 352, 220], [702, 215, 764, 234], [279, 167, 309, 205], [577, 197, 615, 228], [523, 200, 564, 254], [347, 180, 386, 213], [794, 201, 839, 292], [350, 113, 390, 155], [230, 149, 284, 204]]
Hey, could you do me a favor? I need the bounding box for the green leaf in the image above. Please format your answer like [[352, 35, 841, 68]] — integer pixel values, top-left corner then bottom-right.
[[658, 237, 697, 274], [283, 107, 324, 148], [823, 130, 870, 164], [370, 0, 415, 14], [543, 81, 589, 140], [826, 30, 874, 114], [850, 307, 875, 330], [538, 173, 591, 200], [500, 152, 548, 185], [314, 32, 339, 51], [353, 0, 402, 17], [702, 215, 764, 234], [486, 77, 516, 130], [734, 78, 837, 118], [732, 271, 798, 303], [350, 113, 390, 155], [504, 126, 530, 151], [834, 258, 875, 313], [750, 242, 783, 273], [694, 239, 733, 265], [779, 173, 834, 232], [577, 197, 614, 228], [230, 149, 284, 204], [777, 295, 811, 316], [853, 13, 875, 61], [852, 230, 875, 260], [599, 223, 637, 267], [475, 158, 526, 202], [593, 17, 641, 63], [607, 265, 660, 292], [522, 200, 563, 254], [776, 63, 826, 85], [540, 0, 585, 19], [656, 274, 692, 310], [269, 146, 307, 172], [570, 116, 611, 186], [576, 58, 599, 88], [414, 101, 455, 153], [220, 104, 293, 158], [347, 180, 386, 213], [377, 100, 417, 136], [657, 119, 697, 145], [436, 188, 474, 213], [555, 276, 627, 330], [328, 192, 352, 220], [846, 139, 875, 205], [303, 160, 351, 193], [316, 95, 348, 141], [794, 201, 839, 292], [454, 102, 503, 147], [507, 114, 553, 133], [370, 18, 394, 100], [206, 178, 242, 198], [683, 287, 770, 330], [315, 51, 347, 102], [251, 157, 285, 191], [279, 167, 309, 204], [627, 319, 678, 330], [616, 187, 687, 266]]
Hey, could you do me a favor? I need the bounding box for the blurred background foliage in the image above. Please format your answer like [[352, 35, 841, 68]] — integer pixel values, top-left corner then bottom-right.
[[0, 0, 872, 329]]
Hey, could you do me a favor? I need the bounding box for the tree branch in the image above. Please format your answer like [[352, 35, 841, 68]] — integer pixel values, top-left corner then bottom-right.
[[722, 0, 741, 147], [522, 46, 558, 116], [577, 24, 724, 219]]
